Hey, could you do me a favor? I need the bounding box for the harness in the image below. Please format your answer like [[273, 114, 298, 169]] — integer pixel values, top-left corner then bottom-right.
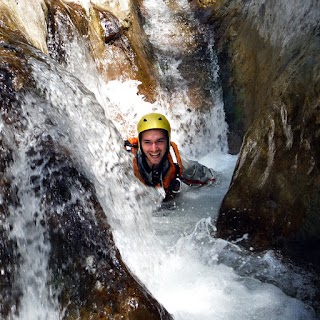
[[125, 138, 183, 201]]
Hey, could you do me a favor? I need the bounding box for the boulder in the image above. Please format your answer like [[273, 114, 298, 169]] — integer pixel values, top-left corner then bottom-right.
[[192, 0, 320, 264]]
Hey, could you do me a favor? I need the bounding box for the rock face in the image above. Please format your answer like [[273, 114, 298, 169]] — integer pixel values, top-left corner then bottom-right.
[[192, 0, 320, 263], [0, 2, 173, 319], [34, 135, 171, 320], [2, 0, 318, 316]]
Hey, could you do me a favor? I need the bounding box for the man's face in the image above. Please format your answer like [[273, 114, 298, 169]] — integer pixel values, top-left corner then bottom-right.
[[140, 129, 168, 168]]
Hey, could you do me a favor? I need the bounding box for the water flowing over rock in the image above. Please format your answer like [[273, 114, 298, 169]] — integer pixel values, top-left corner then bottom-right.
[[132, 0, 228, 157], [192, 0, 320, 265], [2, 0, 319, 318], [0, 2, 173, 319]]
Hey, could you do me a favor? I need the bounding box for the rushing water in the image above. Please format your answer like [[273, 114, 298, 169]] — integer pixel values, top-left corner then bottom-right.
[[1, 0, 318, 319], [7, 128, 60, 320], [142, 0, 228, 157]]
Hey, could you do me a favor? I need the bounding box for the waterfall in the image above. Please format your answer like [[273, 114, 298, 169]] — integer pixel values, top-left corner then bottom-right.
[[6, 123, 60, 319], [0, 0, 318, 319], [142, 0, 228, 157]]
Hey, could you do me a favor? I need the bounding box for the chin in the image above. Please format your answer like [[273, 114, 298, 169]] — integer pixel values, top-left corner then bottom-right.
[[148, 159, 161, 166]]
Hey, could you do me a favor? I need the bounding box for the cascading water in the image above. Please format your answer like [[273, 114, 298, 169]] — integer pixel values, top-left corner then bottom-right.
[[6, 121, 60, 320], [1, 0, 318, 319], [141, 0, 228, 157]]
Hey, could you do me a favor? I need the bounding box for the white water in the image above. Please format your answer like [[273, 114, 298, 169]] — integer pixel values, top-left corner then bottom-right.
[[6, 124, 60, 320], [56, 1, 316, 319], [245, 0, 320, 49], [141, 0, 228, 157], [2, 0, 318, 319]]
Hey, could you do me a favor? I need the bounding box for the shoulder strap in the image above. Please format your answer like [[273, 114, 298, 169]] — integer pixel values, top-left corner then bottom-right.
[[169, 142, 183, 176]]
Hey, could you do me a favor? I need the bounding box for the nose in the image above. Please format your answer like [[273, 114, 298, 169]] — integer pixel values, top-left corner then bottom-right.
[[150, 142, 158, 152]]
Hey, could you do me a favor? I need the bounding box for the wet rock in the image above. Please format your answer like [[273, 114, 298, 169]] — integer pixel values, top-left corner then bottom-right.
[[126, 0, 159, 101], [32, 135, 172, 320], [133, 0, 221, 109], [192, 0, 320, 265], [44, 0, 158, 101], [0, 0, 48, 54], [0, 19, 172, 320], [0, 172, 21, 318], [45, 0, 89, 64]]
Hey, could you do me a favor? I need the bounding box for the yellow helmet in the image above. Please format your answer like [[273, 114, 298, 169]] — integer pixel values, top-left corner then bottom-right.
[[137, 113, 171, 138]]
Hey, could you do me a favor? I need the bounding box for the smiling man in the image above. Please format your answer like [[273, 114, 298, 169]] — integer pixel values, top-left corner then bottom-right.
[[125, 113, 217, 202]]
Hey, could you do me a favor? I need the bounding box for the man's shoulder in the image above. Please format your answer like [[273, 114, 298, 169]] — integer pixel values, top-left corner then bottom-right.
[[124, 137, 138, 153], [125, 137, 138, 146]]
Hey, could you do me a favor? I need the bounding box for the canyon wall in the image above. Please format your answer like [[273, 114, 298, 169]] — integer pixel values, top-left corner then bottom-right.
[[192, 0, 320, 264]]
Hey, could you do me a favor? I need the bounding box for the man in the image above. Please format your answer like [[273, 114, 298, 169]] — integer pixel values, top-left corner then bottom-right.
[[125, 112, 217, 202]]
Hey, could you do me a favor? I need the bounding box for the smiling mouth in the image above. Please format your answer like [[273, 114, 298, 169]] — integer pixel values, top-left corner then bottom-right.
[[149, 153, 160, 158], [148, 153, 162, 163]]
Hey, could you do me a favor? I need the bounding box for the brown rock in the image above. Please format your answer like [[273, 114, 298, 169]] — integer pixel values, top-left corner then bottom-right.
[[195, 0, 320, 264]]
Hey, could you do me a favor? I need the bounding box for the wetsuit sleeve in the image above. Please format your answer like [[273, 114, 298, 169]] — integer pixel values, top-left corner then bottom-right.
[[180, 154, 217, 186]]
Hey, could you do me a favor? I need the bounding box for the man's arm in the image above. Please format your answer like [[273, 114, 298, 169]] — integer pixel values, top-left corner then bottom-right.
[[180, 155, 217, 186]]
